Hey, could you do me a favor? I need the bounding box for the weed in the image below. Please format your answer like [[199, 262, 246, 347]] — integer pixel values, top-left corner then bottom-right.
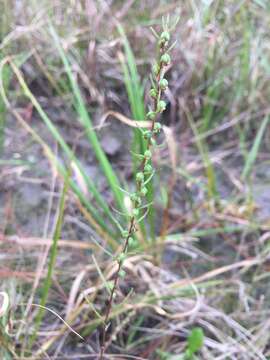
[[156, 327, 204, 360], [185, 327, 204, 359], [98, 17, 176, 359]]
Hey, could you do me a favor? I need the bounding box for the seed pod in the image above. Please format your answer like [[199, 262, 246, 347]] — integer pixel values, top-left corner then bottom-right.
[[149, 88, 157, 98], [144, 164, 153, 173], [133, 208, 139, 217], [130, 193, 138, 202], [154, 122, 162, 133], [121, 230, 129, 238], [136, 172, 144, 182], [128, 236, 135, 247], [118, 253, 126, 264], [130, 193, 141, 206], [159, 78, 168, 90], [157, 100, 166, 113], [160, 53, 171, 65], [144, 150, 152, 160], [119, 269, 126, 278], [147, 111, 156, 120], [143, 130, 152, 140], [160, 31, 170, 42], [159, 31, 170, 47], [108, 282, 114, 291], [140, 187, 148, 196]]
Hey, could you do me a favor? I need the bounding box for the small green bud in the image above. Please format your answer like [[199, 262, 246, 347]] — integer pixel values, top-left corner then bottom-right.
[[128, 236, 137, 248], [154, 122, 162, 133], [118, 253, 126, 264], [119, 269, 126, 278], [147, 111, 156, 120], [160, 53, 171, 65], [144, 164, 153, 173], [159, 78, 168, 90], [108, 282, 114, 291], [160, 31, 170, 42], [143, 130, 152, 140], [149, 88, 157, 98], [128, 236, 135, 246], [136, 172, 144, 182], [121, 230, 129, 238], [157, 100, 166, 113], [140, 187, 148, 197], [130, 194, 141, 206], [133, 208, 139, 217], [128, 236, 134, 242], [130, 193, 137, 202], [144, 150, 152, 160], [152, 63, 159, 76]]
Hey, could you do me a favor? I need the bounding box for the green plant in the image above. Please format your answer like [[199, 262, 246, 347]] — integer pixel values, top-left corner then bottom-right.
[[98, 18, 176, 360], [185, 327, 204, 359], [0, 0, 12, 154], [28, 168, 70, 348], [156, 327, 204, 360], [117, 23, 155, 240]]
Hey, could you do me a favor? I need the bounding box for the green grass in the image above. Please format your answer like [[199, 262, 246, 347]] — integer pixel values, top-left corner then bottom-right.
[[29, 165, 70, 348], [0, 59, 10, 152], [50, 25, 125, 214], [0, 0, 12, 154], [242, 115, 270, 180], [184, 106, 218, 201], [118, 23, 155, 240], [7, 60, 121, 239]]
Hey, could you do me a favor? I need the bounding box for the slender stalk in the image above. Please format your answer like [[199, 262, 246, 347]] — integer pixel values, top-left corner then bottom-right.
[[29, 167, 70, 348], [99, 23, 174, 360]]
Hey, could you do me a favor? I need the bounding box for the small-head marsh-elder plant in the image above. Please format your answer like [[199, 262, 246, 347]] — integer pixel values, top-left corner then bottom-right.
[[99, 17, 176, 360]]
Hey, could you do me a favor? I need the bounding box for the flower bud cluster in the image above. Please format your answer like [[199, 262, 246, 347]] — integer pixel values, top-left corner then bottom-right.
[[99, 23, 175, 357], [120, 25, 172, 259], [121, 27, 172, 261]]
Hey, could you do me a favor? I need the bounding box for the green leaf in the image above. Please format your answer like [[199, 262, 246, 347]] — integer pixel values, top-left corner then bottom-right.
[[241, 115, 270, 180], [49, 24, 124, 214], [187, 327, 204, 355]]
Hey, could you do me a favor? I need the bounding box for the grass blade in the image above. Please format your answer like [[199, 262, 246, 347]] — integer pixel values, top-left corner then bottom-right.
[[242, 115, 270, 180], [0, 58, 118, 240], [117, 23, 155, 240], [49, 24, 124, 213], [9, 61, 119, 231], [29, 165, 70, 347]]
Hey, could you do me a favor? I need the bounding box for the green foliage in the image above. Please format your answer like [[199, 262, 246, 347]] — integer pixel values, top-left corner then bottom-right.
[[117, 23, 155, 240], [49, 25, 124, 214], [0, 57, 10, 153], [99, 18, 175, 360], [29, 169, 70, 348], [242, 115, 270, 180], [6, 57, 119, 241], [186, 327, 204, 359]]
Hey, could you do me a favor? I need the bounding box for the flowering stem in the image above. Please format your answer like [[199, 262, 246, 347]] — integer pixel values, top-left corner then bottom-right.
[[99, 25, 172, 360]]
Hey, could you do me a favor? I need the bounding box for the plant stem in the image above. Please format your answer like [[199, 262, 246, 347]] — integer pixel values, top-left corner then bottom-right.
[[98, 25, 172, 359]]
